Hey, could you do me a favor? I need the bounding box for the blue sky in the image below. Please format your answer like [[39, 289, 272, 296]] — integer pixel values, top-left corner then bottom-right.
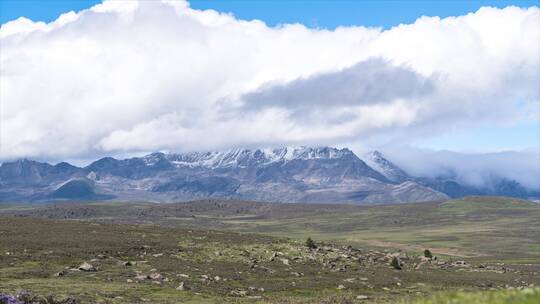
[[0, 0, 538, 156], [416, 122, 540, 152], [1, 0, 538, 28]]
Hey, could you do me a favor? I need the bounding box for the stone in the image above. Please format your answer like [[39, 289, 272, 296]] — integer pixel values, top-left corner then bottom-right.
[[135, 274, 148, 281], [230, 290, 248, 297], [53, 270, 68, 277], [149, 273, 163, 280], [78, 262, 96, 272], [356, 295, 369, 300], [337, 284, 346, 290], [176, 282, 189, 291]]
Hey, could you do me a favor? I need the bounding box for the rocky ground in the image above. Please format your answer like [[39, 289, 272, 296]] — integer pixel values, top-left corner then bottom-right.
[[1, 216, 539, 303]]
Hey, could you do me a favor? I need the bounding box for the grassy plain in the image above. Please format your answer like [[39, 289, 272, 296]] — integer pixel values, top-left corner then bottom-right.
[[1, 196, 539, 303]]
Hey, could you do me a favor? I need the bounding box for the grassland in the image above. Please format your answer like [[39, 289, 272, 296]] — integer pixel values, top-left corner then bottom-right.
[[1, 196, 539, 303]]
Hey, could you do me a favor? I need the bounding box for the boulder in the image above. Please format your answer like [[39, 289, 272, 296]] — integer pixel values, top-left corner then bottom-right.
[[176, 282, 189, 291], [135, 274, 148, 281], [230, 290, 248, 297], [78, 262, 96, 272], [356, 295, 369, 300], [149, 272, 163, 280], [54, 270, 68, 277]]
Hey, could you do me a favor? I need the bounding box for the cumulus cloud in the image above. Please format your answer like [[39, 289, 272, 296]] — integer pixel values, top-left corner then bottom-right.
[[238, 58, 434, 111], [0, 0, 538, 162]]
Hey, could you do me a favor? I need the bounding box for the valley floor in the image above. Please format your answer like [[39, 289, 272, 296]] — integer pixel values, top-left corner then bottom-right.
[[0, 196, 539, 303]]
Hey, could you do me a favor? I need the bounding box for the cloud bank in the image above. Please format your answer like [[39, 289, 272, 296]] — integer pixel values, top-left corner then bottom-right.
[[0, 0, 539, 163], [379, 147, 540, 190]]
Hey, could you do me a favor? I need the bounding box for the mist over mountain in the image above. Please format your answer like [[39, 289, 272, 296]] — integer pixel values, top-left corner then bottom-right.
[[376, 147, 540, 192], [0, 146, 536, 204]]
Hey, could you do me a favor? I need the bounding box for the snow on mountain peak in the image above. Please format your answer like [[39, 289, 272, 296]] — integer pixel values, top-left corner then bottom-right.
[[164, 146, 353, 169], [365, 150, 410, 183]]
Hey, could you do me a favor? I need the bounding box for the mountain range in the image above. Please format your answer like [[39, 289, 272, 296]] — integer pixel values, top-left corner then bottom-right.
[[0, 147, 533, 204]]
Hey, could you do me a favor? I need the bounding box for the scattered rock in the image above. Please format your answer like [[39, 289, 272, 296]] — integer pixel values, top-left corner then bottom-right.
[[356, 295, 369, 300], [78, 262, 96, 272], [420, 256, 432, 262], [176, 282, 189, 291], [230, 290, 248, 297], [135, 274, 148, 281], [54, 270, 68, 277], [337, 284, 346, 290], [148, 272, 163, 280], [452, 260, 470, 267]]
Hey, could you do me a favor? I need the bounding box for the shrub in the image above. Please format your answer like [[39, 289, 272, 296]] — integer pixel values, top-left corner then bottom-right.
[[390, 256, 402, 270], [305, 237, 317, 249], [424, 249, 433, 259]]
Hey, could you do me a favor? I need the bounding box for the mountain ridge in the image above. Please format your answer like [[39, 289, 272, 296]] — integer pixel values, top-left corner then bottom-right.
[[0, 146, 532, 203]]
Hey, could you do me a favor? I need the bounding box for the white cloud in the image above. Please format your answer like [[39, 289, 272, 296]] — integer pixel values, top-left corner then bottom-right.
[[378, 146, 540, 190], [0, 1, 538, 161]]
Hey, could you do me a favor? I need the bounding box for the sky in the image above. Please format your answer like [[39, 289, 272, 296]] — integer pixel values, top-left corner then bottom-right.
[[0, 0, 539, 188], [1, 0, 539, 28]]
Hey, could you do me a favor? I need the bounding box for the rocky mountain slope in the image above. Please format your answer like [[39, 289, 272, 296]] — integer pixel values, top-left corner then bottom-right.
[[364, 150, 531, 199], [0, 146, 530, 204]]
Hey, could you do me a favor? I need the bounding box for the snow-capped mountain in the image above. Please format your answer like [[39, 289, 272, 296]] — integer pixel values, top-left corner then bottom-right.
[[166, 147, 359, 169], [0, 146, 531, 204], [364, 150, 411, 183]]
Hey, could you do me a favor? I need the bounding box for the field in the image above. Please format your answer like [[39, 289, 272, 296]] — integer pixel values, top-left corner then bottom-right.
[[0, 196, 539, 303]]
